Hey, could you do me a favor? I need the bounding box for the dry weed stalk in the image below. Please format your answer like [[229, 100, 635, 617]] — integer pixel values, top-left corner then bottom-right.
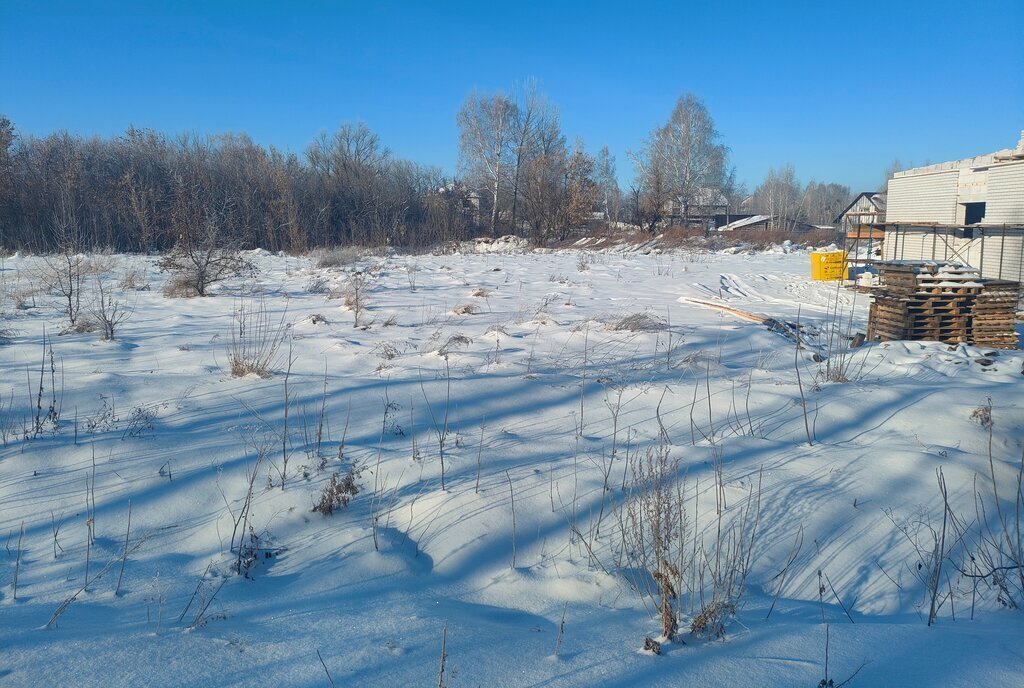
[[227, 296, 289, 378]]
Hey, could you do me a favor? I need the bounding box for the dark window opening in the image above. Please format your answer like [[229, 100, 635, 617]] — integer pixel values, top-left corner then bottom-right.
[[964, 202, 986, 225]]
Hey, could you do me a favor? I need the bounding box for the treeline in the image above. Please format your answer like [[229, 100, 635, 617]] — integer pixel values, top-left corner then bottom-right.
[[0, 118, 483, 253], [0, 87, 853, 254]]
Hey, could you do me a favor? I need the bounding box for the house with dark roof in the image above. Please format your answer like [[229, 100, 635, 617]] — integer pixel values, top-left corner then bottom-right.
[[835, 192, 886, 234]]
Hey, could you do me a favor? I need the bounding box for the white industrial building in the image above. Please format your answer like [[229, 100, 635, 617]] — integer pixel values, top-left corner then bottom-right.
[[882, 132, 1024, 283]]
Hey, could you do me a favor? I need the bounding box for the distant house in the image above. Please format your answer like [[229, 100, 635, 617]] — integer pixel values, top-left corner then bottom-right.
[[664, 187, 728, 228], [881, 131, 1024, 283], [716, 214, 772, 231], [431, 182, 481, 224], [836, 192, 886, 234], [716, 214, 821, 233]]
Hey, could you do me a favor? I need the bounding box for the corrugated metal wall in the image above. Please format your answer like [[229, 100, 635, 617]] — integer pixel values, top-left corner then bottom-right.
[[887, 171, 959, 223], [985, 163, 1024, 224]]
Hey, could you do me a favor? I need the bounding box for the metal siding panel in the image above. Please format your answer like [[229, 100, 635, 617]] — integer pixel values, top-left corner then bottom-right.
[[977, 230, 1024, 282], [895, 231, 931, 260], [999, 235, 1024, 282], [887, 171, 959, 223], [985, 163, 1024, 224]]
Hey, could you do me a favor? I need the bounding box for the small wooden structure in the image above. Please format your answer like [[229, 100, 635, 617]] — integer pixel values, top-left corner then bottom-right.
[[867, 261, 1020, 349]]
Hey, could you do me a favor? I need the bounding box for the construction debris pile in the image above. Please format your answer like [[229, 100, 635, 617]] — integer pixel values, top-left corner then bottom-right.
[[868, 261, 1021, 349]]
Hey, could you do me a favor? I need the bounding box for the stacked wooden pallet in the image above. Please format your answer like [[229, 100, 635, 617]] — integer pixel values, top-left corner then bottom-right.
[[867, 262, 1020, 349], [973, 280, 1021, 349]]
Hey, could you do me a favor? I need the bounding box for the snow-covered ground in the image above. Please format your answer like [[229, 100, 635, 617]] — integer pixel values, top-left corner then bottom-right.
[[1, 244, 1023, 687]]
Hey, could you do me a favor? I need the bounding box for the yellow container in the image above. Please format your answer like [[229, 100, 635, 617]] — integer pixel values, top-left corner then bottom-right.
[[810, 251, 848, 280]]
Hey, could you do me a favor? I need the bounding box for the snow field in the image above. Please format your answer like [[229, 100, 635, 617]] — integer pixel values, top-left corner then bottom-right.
[[0, 245, 1022, 686]]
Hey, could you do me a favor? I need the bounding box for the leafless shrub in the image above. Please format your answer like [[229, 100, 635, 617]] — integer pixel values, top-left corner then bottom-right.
[[87, 252, 120, 276], [610, 311, 666, 332], [946, 403, 1024, 613], [227, 296, 290, 378], [471, 288, 489, 298], [617, 442, 762, 644], [814, 278, 871, 384], [576, 253, 591, 271], [37, 249, 107, 327], [620, 444, 688, 642], [345, 270, 368, 327], [91, 277, 132, 340], [0, 263, 17, 343], [117, 263, 150, 291], [11, 283, 39, 310], [24, 334, 63, 439], [405, 261, 419, 291], [375, 342, 400, 360], [312, 469, 359, 515], [156, 216, 257, 297], [122, 405, 157, 439], [231, 439, 267, 576]]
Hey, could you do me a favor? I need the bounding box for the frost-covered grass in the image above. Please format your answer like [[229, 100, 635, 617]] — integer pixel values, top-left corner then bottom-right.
[[0, 244, 1022, 687]]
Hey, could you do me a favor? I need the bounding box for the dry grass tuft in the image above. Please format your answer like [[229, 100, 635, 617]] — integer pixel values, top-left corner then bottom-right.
[[610, 312, 666, 332], [689, 600, 736, 640], [970, 405, 993, 429], [438, 333, 472, 356], [163, 275, 201, 298], [314, 247, 363, 268], [452, 303, 479, 316], [118, 264, 150, 291], [312, 470, 358, 515], [305, 275, 330, 294], [227, 296, 290, 378]]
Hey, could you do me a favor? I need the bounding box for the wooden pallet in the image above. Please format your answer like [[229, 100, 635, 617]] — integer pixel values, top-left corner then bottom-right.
[[868, 261, 1020, 349]]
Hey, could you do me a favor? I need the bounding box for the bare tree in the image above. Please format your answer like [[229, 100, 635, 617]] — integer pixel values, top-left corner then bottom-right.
[[801, 181, 851, 226], [158, 208, 256, 297], [753, 164, 804, 231], [42, 214, 89, 328], [557, 140, 598, 240], [631, 93, 729, 229], [507, 80, 560, 231], [457, 91, 517, 235], [595, 145, 621, 225]]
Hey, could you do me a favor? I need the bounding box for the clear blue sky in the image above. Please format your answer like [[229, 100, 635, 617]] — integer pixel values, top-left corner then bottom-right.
[[2, 0, 1022, 193]]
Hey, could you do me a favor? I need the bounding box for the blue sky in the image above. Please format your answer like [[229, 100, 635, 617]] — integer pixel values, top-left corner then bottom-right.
[[2, 0, 1022, 192]]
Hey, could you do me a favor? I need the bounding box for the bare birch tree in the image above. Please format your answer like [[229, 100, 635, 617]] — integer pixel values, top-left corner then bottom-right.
[[595, 146, 621, 225], [457, 91, 517, 235], [753, 164, 803, 231], [632, 94, 728, 229]]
